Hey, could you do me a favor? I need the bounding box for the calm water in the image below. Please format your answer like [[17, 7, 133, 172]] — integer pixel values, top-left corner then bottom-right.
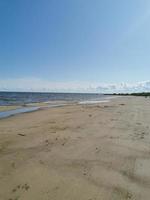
[[0, 92, 108, 106], [0, 92, 112, 119]]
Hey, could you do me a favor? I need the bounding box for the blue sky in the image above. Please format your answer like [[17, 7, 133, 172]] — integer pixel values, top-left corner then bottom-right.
[[1, 0, 150, 92]]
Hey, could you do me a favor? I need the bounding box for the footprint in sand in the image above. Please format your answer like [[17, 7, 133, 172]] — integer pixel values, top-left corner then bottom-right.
[[9, 184, 30, 200], [95, 147, 101, 153], [133, 131, 148, 140], [12, 183, 30, 193], [136, 122, 142, 125], [83, 168, 88, 176]]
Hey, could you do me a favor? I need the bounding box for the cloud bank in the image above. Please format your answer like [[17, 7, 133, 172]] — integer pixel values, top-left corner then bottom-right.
[[0, 78, 150, 93]]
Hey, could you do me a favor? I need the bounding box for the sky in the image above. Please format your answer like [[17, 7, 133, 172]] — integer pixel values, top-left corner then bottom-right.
[[1, 0, 150, 92]]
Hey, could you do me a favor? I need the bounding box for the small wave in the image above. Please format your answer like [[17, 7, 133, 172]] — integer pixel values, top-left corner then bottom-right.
[[79, 100, 109, 104]]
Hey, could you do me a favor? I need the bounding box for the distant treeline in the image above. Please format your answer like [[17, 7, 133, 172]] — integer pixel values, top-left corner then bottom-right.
[[105, 93, 150, 97]]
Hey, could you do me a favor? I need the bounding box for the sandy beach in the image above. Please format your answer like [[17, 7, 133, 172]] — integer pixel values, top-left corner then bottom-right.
[[0, 96, 150, 200]]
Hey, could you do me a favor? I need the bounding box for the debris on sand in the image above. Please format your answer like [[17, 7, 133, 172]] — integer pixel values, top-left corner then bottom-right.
[[18, 133, 26, 136]]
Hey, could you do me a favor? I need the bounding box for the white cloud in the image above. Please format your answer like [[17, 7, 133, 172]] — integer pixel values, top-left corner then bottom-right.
[[0, 78, 150, 93]]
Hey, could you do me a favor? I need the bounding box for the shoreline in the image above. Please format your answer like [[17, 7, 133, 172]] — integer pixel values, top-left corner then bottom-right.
[[0, 96, 115, 119]]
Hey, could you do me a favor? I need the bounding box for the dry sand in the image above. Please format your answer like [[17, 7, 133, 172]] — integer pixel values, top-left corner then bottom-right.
[[0, 97, 150, 200]]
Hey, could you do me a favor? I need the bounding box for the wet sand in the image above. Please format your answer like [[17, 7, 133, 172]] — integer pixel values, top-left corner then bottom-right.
[[0, 106, 21, 112], [0, 97, 150, 200]]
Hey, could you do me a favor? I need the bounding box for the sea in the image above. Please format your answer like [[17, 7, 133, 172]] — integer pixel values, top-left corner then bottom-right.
[[0, 92, 112, 119], [0, 92, 110, 106]]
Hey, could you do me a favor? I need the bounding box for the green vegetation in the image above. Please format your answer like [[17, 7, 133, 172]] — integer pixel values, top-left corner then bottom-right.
[[109, 93, 150, 97]]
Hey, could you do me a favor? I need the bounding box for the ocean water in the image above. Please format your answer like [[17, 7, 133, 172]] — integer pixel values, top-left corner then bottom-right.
[[0, 92, 109, 106], [0, 107, 40, 119], [0, 92, 112, 119]]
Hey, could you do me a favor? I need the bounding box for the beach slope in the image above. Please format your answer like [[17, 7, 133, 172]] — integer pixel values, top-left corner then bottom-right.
[[0, 97, 150, 200]]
